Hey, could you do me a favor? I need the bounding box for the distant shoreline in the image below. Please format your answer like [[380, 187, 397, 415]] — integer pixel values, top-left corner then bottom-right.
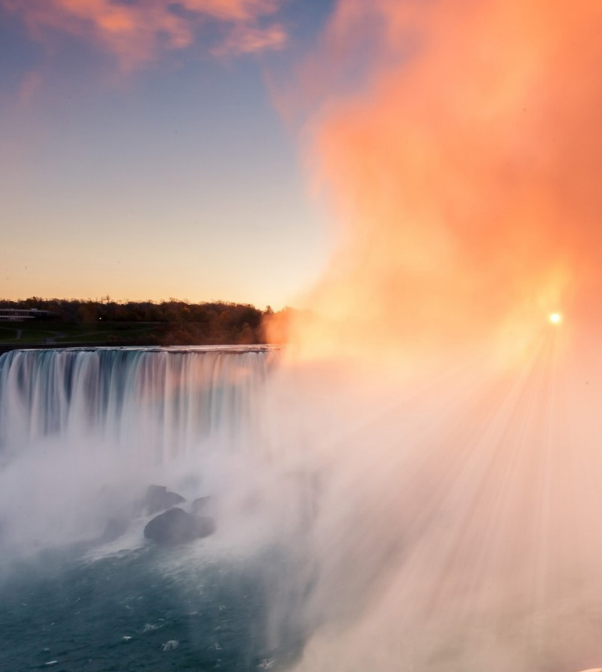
[[0, 300, 291, 351]]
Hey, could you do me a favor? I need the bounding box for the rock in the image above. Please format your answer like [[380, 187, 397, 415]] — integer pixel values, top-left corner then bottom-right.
[[143, 485, 186, 515], [143, 508, 215, 545], [191, 496, 212, 516]]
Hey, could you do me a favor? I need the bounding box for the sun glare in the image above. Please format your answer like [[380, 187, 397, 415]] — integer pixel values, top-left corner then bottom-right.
[[549, 312, 562, 324]]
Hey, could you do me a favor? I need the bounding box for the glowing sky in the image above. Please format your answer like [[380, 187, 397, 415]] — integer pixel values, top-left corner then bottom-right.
[[3, 0, 601, 336], [0, 0, 334, 307], [277, 0, 602, 364]]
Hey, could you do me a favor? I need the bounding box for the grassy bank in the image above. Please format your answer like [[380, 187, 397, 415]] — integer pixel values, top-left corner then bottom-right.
[[0, 320, 167, 349]]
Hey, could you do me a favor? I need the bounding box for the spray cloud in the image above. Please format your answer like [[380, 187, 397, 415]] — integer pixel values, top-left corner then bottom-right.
[[281, 0, 602, 366], [264, 2, 602, 670]]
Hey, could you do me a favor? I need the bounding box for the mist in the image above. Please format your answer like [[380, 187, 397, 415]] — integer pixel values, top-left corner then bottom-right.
[[264, 0, 602, 669], [276, 0, 602, 365], [2, 0, 602, 669]]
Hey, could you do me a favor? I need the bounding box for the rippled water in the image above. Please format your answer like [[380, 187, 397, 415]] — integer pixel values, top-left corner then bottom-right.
[[0, 541, 303, 672], [0, 347, 309, 672]]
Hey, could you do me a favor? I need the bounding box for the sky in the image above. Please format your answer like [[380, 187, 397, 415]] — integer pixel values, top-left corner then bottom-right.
[[3, 0, 602, 355], [272, 0, 602, 363], [0, 0, 335, 308]]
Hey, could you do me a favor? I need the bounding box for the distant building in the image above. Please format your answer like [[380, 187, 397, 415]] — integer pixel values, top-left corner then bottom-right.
[[0, 308, 55, 322]]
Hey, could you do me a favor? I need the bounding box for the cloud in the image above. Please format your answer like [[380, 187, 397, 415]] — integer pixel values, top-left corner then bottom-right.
[[280, 0, 602, 364], [1, 0, 288, 68], [17, 71, 43, 108], [212, 21, 286, 56], [275, 8, 602, 672]]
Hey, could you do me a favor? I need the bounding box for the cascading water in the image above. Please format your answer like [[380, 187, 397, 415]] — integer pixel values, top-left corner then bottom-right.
[[0, 346, 279, 459], [0, 345, 310, 672], [0, 345, 290, 556], [2, 333, 602, 672], [2, 339, 602, 672]]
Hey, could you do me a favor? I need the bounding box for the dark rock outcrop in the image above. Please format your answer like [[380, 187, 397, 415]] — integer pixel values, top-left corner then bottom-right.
[[143, 485, 186, 515], [191, 496, 213, 516], [143, 508, 215, 545]]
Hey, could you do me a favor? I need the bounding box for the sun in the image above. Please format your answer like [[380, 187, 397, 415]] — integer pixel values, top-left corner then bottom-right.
[[549, 312, 562, 325]]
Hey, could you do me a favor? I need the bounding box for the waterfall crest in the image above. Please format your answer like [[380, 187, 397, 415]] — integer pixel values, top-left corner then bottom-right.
[[0, 346, 278, 459]]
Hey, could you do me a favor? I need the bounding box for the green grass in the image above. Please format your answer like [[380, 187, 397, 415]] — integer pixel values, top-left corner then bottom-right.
[[0, 325, 57, 344], [0, 321, 164, 346], [55, 325, 160, 343]]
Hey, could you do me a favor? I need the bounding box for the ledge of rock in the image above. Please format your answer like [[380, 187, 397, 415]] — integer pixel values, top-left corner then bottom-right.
[[143, 507, 215, 545], [143, 485, 186, 515], [191, 496, 213, 516]]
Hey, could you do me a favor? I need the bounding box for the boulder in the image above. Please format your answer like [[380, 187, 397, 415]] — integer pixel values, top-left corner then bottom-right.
[[191, 496, 213, 516], [143, 508, 215, 545], [143, 485, 186, 515]]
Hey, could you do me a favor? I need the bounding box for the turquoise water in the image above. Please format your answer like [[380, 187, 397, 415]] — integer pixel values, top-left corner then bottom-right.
[[0, 348, 306, 672], [0, 543, 304, 672]]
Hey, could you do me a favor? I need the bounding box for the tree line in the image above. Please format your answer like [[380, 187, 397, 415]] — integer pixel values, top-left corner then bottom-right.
[[0, 298, 295, 346]]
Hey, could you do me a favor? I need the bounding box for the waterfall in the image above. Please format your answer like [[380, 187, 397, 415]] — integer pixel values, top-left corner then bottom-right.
[[0, 346, 279, 460]]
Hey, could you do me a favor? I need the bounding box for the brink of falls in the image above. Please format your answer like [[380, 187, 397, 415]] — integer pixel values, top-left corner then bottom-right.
[[0, 346, 278, 459]]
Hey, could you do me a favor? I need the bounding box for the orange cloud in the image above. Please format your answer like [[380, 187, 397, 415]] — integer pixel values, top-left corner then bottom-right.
[[181, 0, 281, 22], [281, 0, 602, 365], [212, 21, 286, 56], [2, 0, 287, 68]]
